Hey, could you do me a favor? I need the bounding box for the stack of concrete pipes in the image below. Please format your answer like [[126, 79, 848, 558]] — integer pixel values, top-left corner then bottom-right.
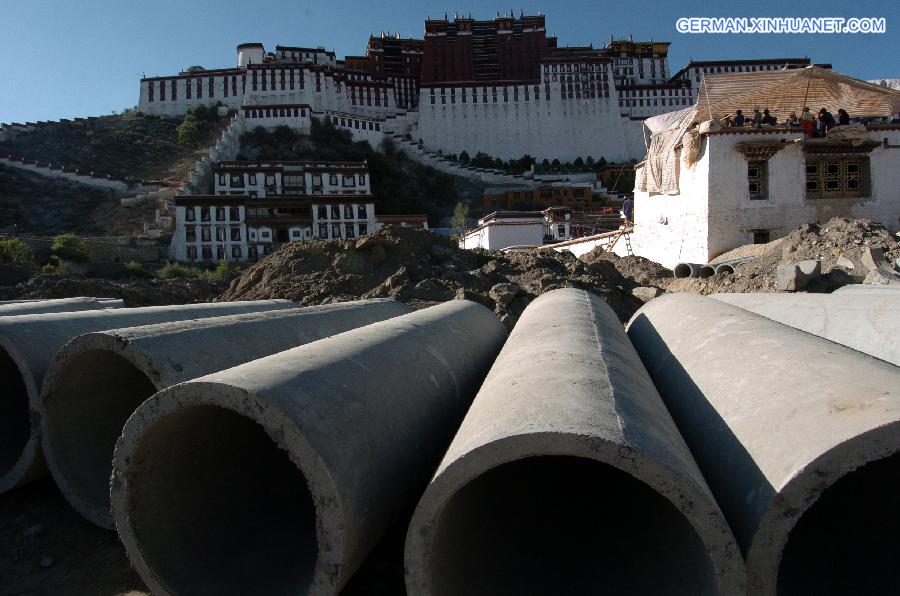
[[1, 288, 897, 595], [674, 257, 755, 279]]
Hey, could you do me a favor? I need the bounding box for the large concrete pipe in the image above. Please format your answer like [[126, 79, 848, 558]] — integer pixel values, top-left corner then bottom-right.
[[110, 300, 506, 596], [0, 297, 123, 316], [405, 289, 745, 596], [39, 299, 410, 528], [0, 299, 295, 493], [627, 294, 900, 596], [674, 262, 702, 278], [714, 256, 754, 276], [711, 291, 900, 366]]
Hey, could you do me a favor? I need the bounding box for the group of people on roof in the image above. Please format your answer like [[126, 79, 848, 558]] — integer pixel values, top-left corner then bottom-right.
[[722, 106, 850, 137]]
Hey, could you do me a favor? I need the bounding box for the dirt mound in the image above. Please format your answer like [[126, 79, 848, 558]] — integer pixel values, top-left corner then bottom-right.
[[0, 275, 224, 307], [669, 217, 900, 294], [581, 250, 673, 289], [221, 225, 642, 328]]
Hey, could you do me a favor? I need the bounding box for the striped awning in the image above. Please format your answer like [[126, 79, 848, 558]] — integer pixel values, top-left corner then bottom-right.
[[694, 66, 900, 123]]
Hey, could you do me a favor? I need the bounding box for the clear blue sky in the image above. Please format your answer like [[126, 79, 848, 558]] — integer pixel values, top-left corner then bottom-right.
[[1, 0, 896, 123]]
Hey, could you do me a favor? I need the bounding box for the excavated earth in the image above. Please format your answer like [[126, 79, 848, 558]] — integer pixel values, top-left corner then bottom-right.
[[221, 225, 648, 328]]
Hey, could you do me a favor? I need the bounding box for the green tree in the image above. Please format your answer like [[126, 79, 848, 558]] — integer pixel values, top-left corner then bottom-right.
[[586, 156, 595, 167], [551, 158, 561, 171], [459, 150, 470, 164], [185, 65, 206, 73], [451, 202, 470, 239], [574, 156, 585, 169], [176, 113, 204, 147], [0, 239, 34, 269], [50, 233, 90, 263]]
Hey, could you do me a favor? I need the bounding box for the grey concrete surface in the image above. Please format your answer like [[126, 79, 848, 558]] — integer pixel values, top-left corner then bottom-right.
[[627, 294, 900, 595], [0, 300, 295, 493], [711, 291, 900, 366], [0, 297, 123, 316], [38, 299, 410, 528], [406, 289, 746, 596], [110, 300, 506, 596]]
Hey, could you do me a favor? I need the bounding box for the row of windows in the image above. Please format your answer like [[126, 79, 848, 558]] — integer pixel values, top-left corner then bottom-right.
[[185, 207, 240, 222], [543, 63, 607, 73], [329, 115, 381, 131], [747, 158, 867, 200], [619, 98, 691, 108], [315, 204, 369, 220], [185, 226, 242, 242], [318, 222, 368, 240], [218, 173, 367, 189], [250, 68, 305, 92], [691, 63, 792, 82], [148, 76, 244, 102], [245, 107, 308, 119], [187, 246, 246, 260]]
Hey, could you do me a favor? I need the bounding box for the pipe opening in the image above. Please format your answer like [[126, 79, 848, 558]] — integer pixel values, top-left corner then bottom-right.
[[126, 405, 316, 596], [427, 456, 717, 596], [45, 350, 157, 513], [698, 265, 716, 279], [673, 263, 695, 278], [0, 347, 29, 476], [777, 452, 900, 595]]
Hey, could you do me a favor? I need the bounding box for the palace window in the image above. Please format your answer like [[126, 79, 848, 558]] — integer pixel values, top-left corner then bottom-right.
[[229, 207, 240, 221], [217, 246, 225, 260], [185, 228, 196, 242], [748, 161, 768, 200], [216, 207, 226, 221], [201, 227, 211, 241], [230, 227, 241, 241], [200, 208, 210, 222], [805, 157, 868, 199], [345, 223, 355, 239], [201, 247, 212, 260], [331, 205, 341, 219], [171, 80, 177, 100], [359, 223, 368, 236], [230, 174, 244, 188], [196, 78, 202, 99], [187, 246, 197, 260], [232, 246, 242, 258], [752, 229, 771, 244], [148, 81, 154, 102], [344, 205, 353, 219], [208, 77, 214, 97], [185, 208, 196, 222], [358, 204, 367, 219], [342, 175, 355, 187], [215, 227, 224, 242], [318, 224, 328, 238], [329, 174, 338, 186], [248, 174, 256, 186], [332, 224, 341, 238], [358, 174, 366, 185]]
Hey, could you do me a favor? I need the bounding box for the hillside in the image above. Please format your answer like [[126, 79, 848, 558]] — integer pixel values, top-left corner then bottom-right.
[[237, 120, 484, 223], [0, 164, 155, 236], [0, 111, 225, 183]]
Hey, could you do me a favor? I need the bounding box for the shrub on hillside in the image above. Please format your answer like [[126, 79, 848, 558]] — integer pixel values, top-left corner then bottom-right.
[[124, 260, 154, 279], [51, 233, 90, 263], [0, 239, 35, 270], [156, 261, 194, 279]]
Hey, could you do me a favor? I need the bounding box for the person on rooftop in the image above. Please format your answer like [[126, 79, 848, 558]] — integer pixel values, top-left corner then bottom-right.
[[733, 109, 745, 127], [752, 108, 763, 127], [786, 112, 800, 127], [818, 108, 836, 136], [837, 108, 850, 126], [800, 107, 816, 137], [762, 109, 777, 126]]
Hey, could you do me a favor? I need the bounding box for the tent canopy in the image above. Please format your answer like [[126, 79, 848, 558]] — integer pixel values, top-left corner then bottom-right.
[[694, 65, 900, 122]]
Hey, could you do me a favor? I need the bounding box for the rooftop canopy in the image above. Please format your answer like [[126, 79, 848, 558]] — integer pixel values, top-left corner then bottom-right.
[[694, 65, 900, 122]]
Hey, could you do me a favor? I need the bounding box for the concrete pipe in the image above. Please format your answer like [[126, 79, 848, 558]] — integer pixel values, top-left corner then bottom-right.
[[627, 294, 900, 595], [110, 300, 506, 596], [699, 264, 717, 278], [39, 299, 409, 528], [0, 297, 123, 316], [0, 299, 295, 493], [714, 257, 754, 276], [711, 291, 900, 366], [674, 262, 702, 278], [405, 289, 745, 596]]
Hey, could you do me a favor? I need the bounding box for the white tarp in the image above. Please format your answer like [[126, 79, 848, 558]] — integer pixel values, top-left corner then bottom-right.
[[635, 107, 694, 195]]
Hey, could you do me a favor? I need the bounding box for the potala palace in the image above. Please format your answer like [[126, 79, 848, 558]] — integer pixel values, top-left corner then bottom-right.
[[137, 11, 816, 164]]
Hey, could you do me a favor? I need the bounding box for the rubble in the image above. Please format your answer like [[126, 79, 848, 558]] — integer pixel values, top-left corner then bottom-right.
[[667, 218, 900, 294], [221, 225, 644, 326]]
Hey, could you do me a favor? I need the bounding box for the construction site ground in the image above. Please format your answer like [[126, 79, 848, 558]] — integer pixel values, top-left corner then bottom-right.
[[1, 216, 898, 594]]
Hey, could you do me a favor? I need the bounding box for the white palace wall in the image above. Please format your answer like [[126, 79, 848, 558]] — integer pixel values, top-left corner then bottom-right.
[[416, 83, 640, 162]]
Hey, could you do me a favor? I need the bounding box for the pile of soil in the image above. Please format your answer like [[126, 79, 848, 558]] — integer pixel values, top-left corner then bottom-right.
[[668, 217, 900, 294], [221, 225, 644, 328], [0, 275, 225, 307], [581, 250, 673, 289]]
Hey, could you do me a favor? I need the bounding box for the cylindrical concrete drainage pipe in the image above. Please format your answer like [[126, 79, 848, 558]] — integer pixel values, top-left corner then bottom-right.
[[627, 294, 900, 595], [0, 297, 123, 316], [698, 264, 716, 278], [712, 256, 754, 276], [405, 288, 745, 596], [111, 300, 506, 596], [674, 262, 702, 278], [711, 291, 900, 366], [0, 299, 295, 493], [38, 299, 409, 528]]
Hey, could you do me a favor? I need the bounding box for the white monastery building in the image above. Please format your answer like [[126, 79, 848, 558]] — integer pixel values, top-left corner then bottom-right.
[[136, 12, 821, 165], [171, 160, 426, 263], [631, 67, 900, 269]]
